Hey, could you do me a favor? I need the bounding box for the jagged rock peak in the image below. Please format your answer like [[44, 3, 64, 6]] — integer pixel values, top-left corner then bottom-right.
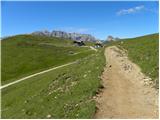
[[32, 30, 97, 42]]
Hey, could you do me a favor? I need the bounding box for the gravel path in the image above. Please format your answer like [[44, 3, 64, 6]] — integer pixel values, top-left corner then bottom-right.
[[95, 46, 158, 119]]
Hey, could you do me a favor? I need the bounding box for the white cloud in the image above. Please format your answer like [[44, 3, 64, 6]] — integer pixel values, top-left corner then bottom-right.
[[117, 5, 144, 16]]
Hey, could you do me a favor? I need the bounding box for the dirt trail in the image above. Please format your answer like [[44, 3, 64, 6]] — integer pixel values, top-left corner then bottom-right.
[[1, 61, 77, 89], [95, 46, 159, 119]]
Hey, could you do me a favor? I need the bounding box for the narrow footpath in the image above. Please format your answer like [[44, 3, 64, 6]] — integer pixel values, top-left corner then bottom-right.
[[95, 46, 158, 119]]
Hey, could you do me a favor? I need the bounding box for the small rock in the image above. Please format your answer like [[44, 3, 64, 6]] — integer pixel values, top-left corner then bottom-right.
[[24, 100, 28, 104], [143, 78, 152, 82], [48, 92, 52, 95], [144, 81, 150, 86], [123, 64, 132, 71], [149, 81, 153, 85], [75, 104, 79, 107], [93, 96, 96, 99], [46, 114, 51, 118], [96, 94, 101, 97], [121, 41, 124, 44], [83, 74, 87, 78]]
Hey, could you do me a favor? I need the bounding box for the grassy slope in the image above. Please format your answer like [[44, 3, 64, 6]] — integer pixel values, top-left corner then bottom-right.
[[2, 35, 94, 85], [106, 33, 159, 87], [2, 49, 105, 119]]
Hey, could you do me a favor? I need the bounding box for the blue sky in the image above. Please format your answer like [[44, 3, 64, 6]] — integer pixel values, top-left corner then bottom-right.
[[1, 1, 159, 40]]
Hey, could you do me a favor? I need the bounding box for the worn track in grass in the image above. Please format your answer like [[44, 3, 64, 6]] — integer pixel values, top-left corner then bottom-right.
[[0, 61, 77, 89], [95, 46, 158, 119]]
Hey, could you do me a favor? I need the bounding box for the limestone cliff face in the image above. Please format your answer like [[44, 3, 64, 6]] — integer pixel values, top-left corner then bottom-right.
[[32, 30, 97, 42]]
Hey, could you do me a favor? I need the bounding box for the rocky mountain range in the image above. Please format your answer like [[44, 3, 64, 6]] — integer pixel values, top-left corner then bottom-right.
[[32, 30, 97, 42]]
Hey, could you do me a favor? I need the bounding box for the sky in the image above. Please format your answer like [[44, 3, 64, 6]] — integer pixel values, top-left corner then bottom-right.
[[1, 1, 159, 40]]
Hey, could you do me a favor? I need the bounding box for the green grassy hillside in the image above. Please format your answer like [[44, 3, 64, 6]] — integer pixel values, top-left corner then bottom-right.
[[2, 35, 95, 85], [2, 34, 106, 118], [2, 48, 105, 119], [107, 33, 159, 88]]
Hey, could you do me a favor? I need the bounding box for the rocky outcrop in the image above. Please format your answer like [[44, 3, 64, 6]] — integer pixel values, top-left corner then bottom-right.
[[106, 36, 120, 41], [32, 30, 97, 42]]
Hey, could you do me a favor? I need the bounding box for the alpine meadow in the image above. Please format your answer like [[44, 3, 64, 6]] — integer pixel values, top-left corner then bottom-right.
[[1, 1, 159, 119]]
